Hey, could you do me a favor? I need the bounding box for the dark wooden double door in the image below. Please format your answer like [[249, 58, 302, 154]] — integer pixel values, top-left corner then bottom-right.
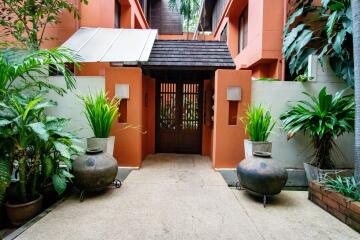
[[156, 79, 203, 154]]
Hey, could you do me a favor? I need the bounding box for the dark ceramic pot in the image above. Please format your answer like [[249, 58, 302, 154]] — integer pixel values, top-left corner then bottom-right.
[[237, 152, 288, 203], [6, 194, 43, 226], [73, 148, 118, 192]]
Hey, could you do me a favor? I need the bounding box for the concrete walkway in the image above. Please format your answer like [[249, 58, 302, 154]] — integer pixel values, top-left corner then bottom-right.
[[15, 154, 359, 240]]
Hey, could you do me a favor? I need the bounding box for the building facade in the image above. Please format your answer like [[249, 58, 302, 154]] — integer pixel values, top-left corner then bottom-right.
[[40, 0, 287, 169]]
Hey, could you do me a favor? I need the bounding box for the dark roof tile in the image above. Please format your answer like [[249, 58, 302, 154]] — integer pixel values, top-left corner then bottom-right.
[[143, 40, 235, 69]]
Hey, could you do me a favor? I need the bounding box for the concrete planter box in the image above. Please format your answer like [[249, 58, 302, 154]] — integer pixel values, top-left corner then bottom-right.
[[304, 163, 354, 183], [244, 140, 272, 158], [86, 136, 115, 156], [308, 181, 360, 232]]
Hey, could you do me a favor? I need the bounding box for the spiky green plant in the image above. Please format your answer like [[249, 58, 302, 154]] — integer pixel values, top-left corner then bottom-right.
[[241, 105, 276, 142], [80, 90, 120, 138], [321, 174, 360, 201], [280, 87, 355, 169]]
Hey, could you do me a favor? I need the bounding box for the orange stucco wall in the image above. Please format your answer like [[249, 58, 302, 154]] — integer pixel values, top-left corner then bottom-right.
[[80, 0, 115, 28], [106, 67, 144, 167], [202, 79, 214, 157], [41, 0, 79, 49], [214, 0, 285, 80], [212, 69, 251, 169]]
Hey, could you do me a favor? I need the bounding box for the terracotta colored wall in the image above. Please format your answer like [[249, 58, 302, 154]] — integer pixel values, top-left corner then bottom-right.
[[142, 75, 156, 157], [80, 0, 115, 27], [212, 69, 251, 169], [105, 67, 144, 167], [202, 79, 214, 157], [41, 0, 79, 49], [76, 63, 109, 76], [213, 0, 285, 80]]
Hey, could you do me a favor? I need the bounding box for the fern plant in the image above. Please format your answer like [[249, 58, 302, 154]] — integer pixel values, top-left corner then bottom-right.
[[241, 105, 276, 142], [80, 90, 120, 138], [280, 87, 354, 169]]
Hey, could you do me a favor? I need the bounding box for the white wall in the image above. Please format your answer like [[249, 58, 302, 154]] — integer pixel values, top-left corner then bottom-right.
[[46, 76, 105, 147], [252, 56, 354, 169]]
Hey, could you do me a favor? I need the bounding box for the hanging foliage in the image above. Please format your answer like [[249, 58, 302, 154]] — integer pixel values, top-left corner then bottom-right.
[[168, 0, 200, 33], [0, 0, 88, 49], [283, 0, 353, 87]]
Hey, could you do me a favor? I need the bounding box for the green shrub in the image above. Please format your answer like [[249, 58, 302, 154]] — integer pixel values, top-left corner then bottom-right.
[[241, 105, 275, 142], [80, 90, 119, 138]]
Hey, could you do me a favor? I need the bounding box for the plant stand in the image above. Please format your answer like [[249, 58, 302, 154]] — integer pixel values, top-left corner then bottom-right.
[[235, 181, 269, 208], [79, 179, 122, 202]]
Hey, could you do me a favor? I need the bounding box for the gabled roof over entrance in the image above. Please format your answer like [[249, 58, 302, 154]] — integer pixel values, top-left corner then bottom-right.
[[62, 27, 158, 64], [143, 40, 235, 70]]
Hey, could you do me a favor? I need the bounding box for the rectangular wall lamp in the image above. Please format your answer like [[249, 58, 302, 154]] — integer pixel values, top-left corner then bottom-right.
[[227, 86, 242, 101], [115, 84, 130, 99]]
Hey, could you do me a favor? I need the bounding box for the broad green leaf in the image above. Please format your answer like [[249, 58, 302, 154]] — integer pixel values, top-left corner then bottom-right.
[[0, 119, 12, 127], [52, 174, 67, 195], [54, 141, 71, 159], [326, 11, 337, 37], [28, 122, 49, 141], [43, 156, 53, 178]]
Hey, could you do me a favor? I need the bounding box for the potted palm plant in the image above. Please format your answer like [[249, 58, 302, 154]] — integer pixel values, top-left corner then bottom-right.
[[80, 90, 119, 155], [0, 48, 81, 226], [280, 87, 355, 182], [241, 104, 276, 157]]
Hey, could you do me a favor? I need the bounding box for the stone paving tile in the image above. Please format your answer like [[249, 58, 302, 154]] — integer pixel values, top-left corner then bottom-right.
[[14, 154, 360, 240], [232, 190, 360, 240]]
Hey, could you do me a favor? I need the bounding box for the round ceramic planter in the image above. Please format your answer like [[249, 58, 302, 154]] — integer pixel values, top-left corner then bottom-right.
[[73, 149, 118, 192], [237, 152, 288, 197], [6, 194, 43, 226]]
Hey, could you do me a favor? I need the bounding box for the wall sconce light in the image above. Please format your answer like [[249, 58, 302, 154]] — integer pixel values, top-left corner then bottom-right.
[[227, 86, 241, 101], [115, 84, 129, 99]]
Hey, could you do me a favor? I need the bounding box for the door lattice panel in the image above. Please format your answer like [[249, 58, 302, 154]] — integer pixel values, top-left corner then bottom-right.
[[182, 83, 200, 130], [159, 83, 176, 129]]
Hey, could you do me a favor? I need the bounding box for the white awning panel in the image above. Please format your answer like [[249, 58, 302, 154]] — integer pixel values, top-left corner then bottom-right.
[[62, 27, 158, 64]]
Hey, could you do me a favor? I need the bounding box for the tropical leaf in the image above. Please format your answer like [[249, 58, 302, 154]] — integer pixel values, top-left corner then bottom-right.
[[43, 156, 54, 178], [53, 141, 71, 159], [28, 122, 49, 141], [52, 174, 67, 195], [284, 0, 353, 87]]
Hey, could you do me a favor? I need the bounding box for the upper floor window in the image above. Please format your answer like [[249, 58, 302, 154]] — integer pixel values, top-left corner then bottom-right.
[[220, 23, 228, 42], [114, 0, 121, 28], [238, 6, 248, 53]]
